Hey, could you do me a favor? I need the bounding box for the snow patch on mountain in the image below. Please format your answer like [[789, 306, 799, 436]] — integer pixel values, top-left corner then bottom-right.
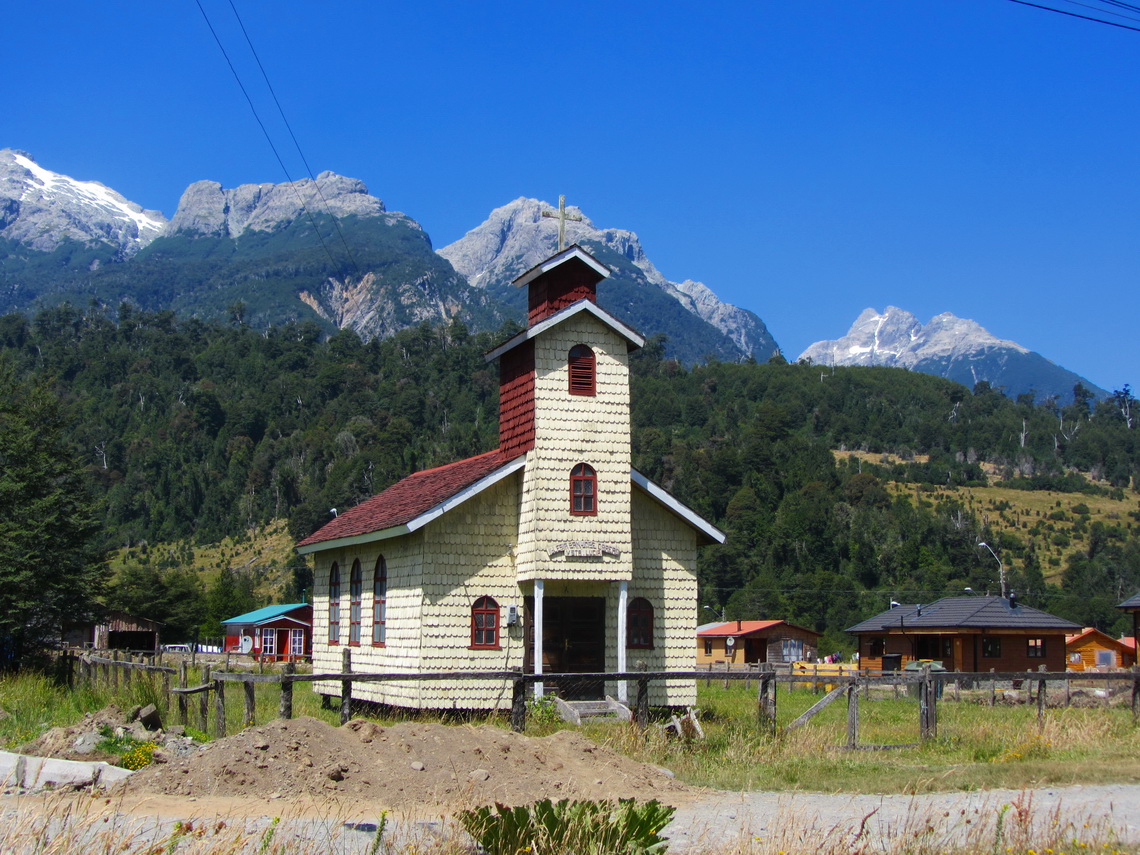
[[799, 307, 1029, 369], [0, 148, 166, 254]]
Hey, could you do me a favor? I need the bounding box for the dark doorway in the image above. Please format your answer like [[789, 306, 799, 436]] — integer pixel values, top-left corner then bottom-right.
[[524, 596, 606, 700], [744, 637, 767, 664]]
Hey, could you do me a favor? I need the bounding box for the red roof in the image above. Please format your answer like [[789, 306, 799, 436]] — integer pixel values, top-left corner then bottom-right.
[[297, 449, 524, 548], [698, 620, 821, 638]]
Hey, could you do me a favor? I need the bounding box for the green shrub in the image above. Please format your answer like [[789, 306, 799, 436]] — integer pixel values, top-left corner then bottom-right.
[[457, 797, 675, 855]]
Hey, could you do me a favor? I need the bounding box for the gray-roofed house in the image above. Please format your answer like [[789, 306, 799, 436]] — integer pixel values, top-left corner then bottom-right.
[[1118, 591, 1140, 656], [846, 595, 1080, 673]]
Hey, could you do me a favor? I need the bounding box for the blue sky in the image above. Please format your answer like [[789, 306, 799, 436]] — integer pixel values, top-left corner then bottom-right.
[[7, 1, 1138, 394]]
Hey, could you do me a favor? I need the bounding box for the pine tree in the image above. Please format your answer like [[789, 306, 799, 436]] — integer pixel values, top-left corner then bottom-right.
[[0, 358, 106, 667]]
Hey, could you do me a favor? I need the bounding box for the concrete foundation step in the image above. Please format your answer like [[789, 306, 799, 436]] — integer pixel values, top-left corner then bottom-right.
[[554, 696, 633, 725]]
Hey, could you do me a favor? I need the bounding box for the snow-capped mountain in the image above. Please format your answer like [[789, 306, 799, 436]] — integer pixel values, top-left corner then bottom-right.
[[0, 148, 166, 256], [439, 198, 778, 362], [799, 307, 1105, 401]]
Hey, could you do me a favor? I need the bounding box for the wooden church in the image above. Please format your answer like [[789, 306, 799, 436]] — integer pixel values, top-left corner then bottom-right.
[[296, 243, 724, 710]]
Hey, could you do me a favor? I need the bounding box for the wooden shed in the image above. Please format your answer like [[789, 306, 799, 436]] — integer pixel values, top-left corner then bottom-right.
[[1065, 627, 1135, 671], [696, 620, 820, 666], [847, 595, 1080, 673], [63, 609, 161, 652]]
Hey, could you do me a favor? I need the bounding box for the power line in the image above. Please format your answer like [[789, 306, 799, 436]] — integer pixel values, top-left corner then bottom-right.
[[193, 0, 351, 281], [225, 0, 362, 279], [1005, 0, 1140, 32], [1056, 0, 1140, 23]]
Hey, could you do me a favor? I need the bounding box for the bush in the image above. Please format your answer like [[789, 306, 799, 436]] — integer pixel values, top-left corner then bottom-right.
[[457, 797, 675, 855]]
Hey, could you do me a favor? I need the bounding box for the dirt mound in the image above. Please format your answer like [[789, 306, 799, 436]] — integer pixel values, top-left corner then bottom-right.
[[21, 705, 130, 763], [115, 717, 696, 810]]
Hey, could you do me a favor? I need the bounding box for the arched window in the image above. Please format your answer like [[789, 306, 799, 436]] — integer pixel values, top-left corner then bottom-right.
[[628, 597, 654, 649], [471, 596, 500, 649], [570, 463, 597, 515], [372, 556, 387, 645], [328, 562, 341, 644], [568, 345, 596, 396], [348, 559, 362, 646]]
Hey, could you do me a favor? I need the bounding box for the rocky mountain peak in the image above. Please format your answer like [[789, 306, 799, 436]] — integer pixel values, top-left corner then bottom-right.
[[799, 306, 1100, 401], [166, 171, 397, 238], [799, 307, 1030, 369], [439, 197, 777, 359], [0, 148, 167, 255]]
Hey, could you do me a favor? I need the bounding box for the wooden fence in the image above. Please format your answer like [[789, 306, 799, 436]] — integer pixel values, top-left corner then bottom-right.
[[71, 650, 1140, 748]]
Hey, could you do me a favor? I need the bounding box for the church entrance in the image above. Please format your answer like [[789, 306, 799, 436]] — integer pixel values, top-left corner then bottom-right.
[[524, 596, 606, 700]]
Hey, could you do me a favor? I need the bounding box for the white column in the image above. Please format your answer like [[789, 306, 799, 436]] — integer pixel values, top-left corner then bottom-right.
[[534, 579, 544, 698], [617, 580, 629, 703]]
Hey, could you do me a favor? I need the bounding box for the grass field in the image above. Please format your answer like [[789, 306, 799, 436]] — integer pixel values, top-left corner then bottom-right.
[[2, 668, 1138, 854], [5, 666, 1137, 796]]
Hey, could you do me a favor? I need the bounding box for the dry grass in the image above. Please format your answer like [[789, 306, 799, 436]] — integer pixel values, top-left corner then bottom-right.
[[886, 482, 1138, 584], [0, 790, 1132, 854]]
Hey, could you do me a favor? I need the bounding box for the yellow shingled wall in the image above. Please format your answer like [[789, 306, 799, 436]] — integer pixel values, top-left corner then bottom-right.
[[517, 313, 633, 583], [631, 487, 699, 707], [310, 532, 425, 703]]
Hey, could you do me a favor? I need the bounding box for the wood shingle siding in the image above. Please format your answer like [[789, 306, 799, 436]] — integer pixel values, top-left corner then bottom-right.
[[298, 244, 721, 713]]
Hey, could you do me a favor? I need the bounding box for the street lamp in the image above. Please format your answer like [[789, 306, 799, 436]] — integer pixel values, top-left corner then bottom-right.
[[702, 605, 726, 622], [977, 541, 1007, 598]]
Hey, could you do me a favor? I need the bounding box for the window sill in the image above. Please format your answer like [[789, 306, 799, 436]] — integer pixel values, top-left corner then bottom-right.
[[371, 642, 386, 648], [469, 645, 502, 651]]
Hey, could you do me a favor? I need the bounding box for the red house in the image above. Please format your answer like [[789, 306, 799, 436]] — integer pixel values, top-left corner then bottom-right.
[[222, 604, 313, 662]]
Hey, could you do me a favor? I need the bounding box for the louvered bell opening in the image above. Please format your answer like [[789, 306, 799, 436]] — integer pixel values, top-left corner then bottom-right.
[[568, 345, 595, 396]]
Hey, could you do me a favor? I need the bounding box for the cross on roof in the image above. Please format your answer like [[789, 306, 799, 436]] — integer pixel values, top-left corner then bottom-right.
[[541, 195, 584, 252]]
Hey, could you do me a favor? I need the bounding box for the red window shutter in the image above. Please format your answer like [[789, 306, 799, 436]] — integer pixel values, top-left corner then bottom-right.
[[568, 345, 595, 396]]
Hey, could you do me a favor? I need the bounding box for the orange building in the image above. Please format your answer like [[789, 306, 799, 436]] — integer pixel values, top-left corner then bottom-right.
[[697, 620, 821, 666], [1065, 627, 1135, 671]]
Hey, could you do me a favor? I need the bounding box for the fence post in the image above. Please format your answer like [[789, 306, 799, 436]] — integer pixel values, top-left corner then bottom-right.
[[243, 677, 256, 729], [1132, 665, 1139, 723], [124, 654, 133, 692], [340, 647, 352, 725], [846, 679, 859, 749], [279, 662, 295, 721], [178, 661, 188, 727], [954, 670, 960, 702], [1036, 664, 1047, 724], [214, 677, 226, 738], [636, 664, 649, 731], [813, 663, 820, 695], [511, 674, 526, 733], [989, 668, 996, 706], [705, 662, 712, 689], [199, 664, 211, 734], [111, 650, 120, 692], [162, 668, 171, 715], [724, 660, 731, 690], [919, 663, 934, 741], [757, 664, 776, 738]]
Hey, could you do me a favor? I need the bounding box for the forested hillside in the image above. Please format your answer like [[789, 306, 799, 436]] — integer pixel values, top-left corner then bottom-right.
[[2, 305, 1137, 648]]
